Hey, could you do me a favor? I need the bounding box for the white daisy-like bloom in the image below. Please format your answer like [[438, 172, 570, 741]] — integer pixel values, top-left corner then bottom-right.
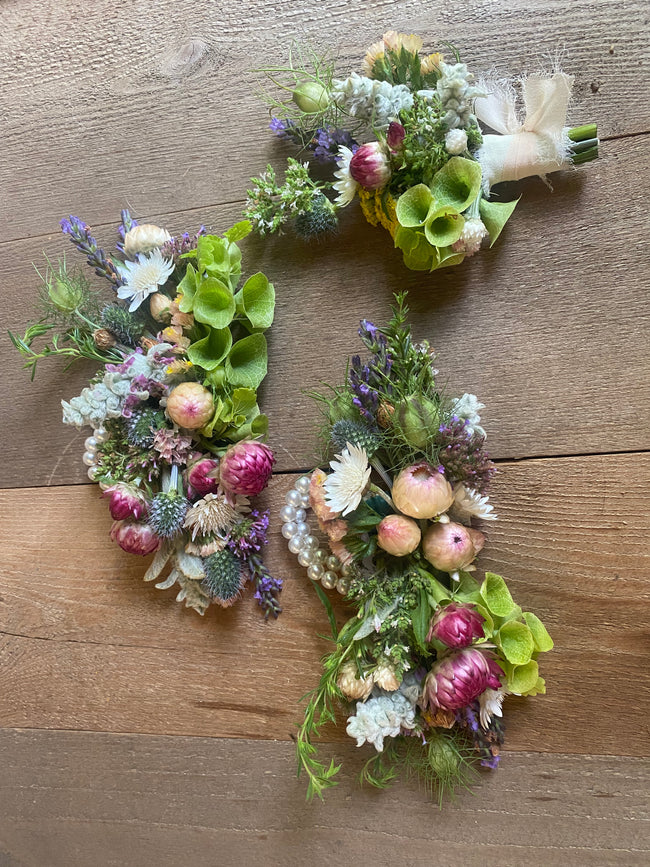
[[479, 687, 505, 729], [324, 442, 371, 516], [183, 492, 248, 540], [116, 248, 175, 312], [332, 146, 358, 207], [451, 483, 498, 522], [452, 392, 486, 438]]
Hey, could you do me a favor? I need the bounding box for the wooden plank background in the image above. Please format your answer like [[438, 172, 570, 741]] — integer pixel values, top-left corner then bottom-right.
[[1, 1, 649, 864]]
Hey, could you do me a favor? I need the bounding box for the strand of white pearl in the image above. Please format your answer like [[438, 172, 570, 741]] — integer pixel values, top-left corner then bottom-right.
[[81, 426, 109, 481], [280, 475, 352, 595]]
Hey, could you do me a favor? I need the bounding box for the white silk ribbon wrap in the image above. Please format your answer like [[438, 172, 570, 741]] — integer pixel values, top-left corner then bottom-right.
[[475, 72, 574, 192]]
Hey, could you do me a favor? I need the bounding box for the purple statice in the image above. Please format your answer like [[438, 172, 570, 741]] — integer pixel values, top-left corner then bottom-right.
[[312, 126, 358, 163], [160, 227, 207, 263], [60, 215, 121, 286], [436, 416, 496, 495], [457, 703, 504, 769], [116, 209, 138, 252]]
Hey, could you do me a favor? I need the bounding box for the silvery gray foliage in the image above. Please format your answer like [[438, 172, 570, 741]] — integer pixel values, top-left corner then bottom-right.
[[436, 61, 483, 129], [61, 343, 174, 429], [331, 73, 414, 130], [346, 674, 419, 751]]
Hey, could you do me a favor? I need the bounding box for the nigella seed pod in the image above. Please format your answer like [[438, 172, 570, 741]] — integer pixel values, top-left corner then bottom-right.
[[392, 462, 454, 519], [166, 382, 215, 430], [427, 602, 485, 648], [422, 521, 485, 572], [292, 80, 330, 114], [349, 142, 391, 190], [102, 482, 149, 521], [376, 514, 421, 556], [219, 441, 275, 497], [110, 520, 160, 556]]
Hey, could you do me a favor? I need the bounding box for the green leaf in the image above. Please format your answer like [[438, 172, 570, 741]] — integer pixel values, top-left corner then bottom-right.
[[523, 612, 554, 653], [435, 246, 466, 270], [394, 227, 438, 270], [498, 621, 535, 665], [395, 184, 434, 227], [250, 413, 269, 437], [197, 234, 242, 290], [412, 588, 432, 652], [424, 206, 464, 247], [186, 327, 232, 371], [430, 156, 482, 211], [507, 660, 539, 695], [225, 333, 268, 389], [474, 603, 493, 637], [192, 276, 236, 329], [480, 572, 516, 617], [235, 272, 275, 330], [479, 197, 520, 247], [177, 263, 198, 313], [223, 220, 252, 243]]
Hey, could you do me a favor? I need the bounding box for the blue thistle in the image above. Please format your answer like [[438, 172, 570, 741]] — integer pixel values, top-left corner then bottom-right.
[[202, 550, 245, 606], [293, 194, 338, 240], [148, 491, 189, 538], [331, 419, 381, 456]]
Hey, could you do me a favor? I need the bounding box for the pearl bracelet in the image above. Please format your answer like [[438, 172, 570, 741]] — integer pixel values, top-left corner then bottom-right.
[[81, 426, 109, 481], [280, 474, 352, 595]]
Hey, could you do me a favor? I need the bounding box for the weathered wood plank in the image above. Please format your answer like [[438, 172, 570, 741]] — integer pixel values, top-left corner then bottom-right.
[[0, 0, 647, 244], [3, 135, 649, 486], [0, 455, 648, 754], [0, 729, 648, 867]]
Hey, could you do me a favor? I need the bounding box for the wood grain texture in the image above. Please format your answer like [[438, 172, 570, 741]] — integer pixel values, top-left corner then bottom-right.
[[1, 729, 648, 867], [4, 135, 650, 486], [0, 0, 647, 245], [1, 455, 648, 754]]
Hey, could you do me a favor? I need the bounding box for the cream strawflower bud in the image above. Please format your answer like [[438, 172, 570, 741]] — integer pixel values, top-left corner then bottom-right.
[[124, 224, 172, 258], [445, 128, 468, 155], [373, 659, 400, 691], [337, 661, 374, 701], [149, 292, 173, 322], [377, 513, 421, 556], [392, 462, 454, 519]]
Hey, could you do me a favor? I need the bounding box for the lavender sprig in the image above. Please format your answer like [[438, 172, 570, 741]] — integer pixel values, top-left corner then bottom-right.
[[116, 209, 138, 251], [60, 216, 121, 286], [249, 553, 283, 620]]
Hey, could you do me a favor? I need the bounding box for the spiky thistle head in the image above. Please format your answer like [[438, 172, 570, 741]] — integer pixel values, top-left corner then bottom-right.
[[100, 304, 146, 346], [202, 549, 245, 607], [126, 406, 165, 449], [331, 419, 381, 456], [293, 193, 338, 240], [148, 490, 190, 538]]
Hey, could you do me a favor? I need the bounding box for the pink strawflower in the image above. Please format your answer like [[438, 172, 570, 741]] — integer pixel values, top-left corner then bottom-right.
[[392, 462, 454, 519], [376, 513, 421, 556], [386, 121, 406, 151], [187, 456, 220, 496], [102, 483, 149, 521], [422, 521, 485, 572], [349, 142, 391, 189], [427, 603, 484, 648], [110, 520, 160, 556], [423, 649, 503, 711], [219, 441, 275, 497]]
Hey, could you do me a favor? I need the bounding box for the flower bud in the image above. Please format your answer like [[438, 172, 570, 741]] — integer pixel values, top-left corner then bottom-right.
[[292, 80, 330, 114], [166, 382, 215, 430], [123, 224, 171, 258], [422, 648, 502, 711], [392, 462, 453, 519], [396, 395, 440, 448], [427, 602, 484, 648], [93, 328, 117, 350], [149, 292, 173, 322], [219, 440, 275, 497], [377, 401, 395, 429], [373, 659, 400, 691], [187, 456, 220, 496], [349, 142, 391, 190], [337, 661, 374, 701], [102, 482, 149, 521], [110, 520, 160, 556], [377, 514, 421, 556], [387, 121, 406, 151], [422, 521, 485, 572]]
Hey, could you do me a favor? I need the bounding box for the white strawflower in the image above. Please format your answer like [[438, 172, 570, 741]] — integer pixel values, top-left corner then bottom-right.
[[445, 128, 468, 154], [116, 248, 175, 312], [452, 393, 486, 438], [332, 146, 358, 207], [123, 224, 171, 258], [479, 687, 505, 729], [346, 691, 416, 752], [451, 483, 497, 522], [324, 442, 371, 516]]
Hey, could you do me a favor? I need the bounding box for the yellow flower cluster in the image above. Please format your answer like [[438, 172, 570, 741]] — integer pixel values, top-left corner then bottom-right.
[[358, 188, 398, 237]]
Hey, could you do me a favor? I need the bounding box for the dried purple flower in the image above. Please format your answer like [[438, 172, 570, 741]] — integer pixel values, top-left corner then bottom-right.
[[60, 215, 121, 285]]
